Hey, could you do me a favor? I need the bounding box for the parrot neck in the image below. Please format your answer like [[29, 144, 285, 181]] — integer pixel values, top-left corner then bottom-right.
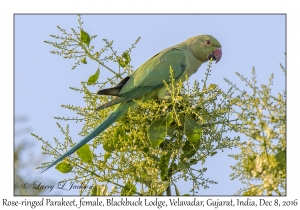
[[173, 41, 203, 79], [182, 48, 203, 80]]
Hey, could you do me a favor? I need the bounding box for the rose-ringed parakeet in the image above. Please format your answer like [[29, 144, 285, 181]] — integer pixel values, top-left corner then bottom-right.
[[38, 35, 222, 173]]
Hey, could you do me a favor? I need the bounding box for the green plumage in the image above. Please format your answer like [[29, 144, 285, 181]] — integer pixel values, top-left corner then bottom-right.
[[38, 35, 222, 174]]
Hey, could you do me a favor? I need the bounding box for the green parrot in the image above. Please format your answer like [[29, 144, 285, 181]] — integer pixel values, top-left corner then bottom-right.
[[39, 35, 222, 174]]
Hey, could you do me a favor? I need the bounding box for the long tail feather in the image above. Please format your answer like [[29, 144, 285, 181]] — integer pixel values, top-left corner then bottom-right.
[[38, 101, 137, 174]]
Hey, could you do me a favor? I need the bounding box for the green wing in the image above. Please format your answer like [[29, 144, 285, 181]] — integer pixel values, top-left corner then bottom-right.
[[96, 48, 186, 111]]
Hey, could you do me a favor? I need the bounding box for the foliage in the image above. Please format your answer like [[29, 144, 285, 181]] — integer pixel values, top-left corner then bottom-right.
[[44, 14, 138, 87], [225, 66, 286, 196], [33, 64, 240, 195]]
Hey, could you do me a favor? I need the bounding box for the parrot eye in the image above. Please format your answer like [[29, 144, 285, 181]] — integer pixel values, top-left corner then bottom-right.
[[205, 40, 211, 45]]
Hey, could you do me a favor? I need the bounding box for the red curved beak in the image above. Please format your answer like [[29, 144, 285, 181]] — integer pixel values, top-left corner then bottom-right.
[[213, 48, 222, 63]]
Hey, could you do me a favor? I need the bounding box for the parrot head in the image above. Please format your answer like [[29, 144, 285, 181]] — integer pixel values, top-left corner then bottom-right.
[[187, 35, 222, 63]]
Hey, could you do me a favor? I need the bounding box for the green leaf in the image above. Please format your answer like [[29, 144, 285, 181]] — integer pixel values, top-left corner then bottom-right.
[[189, 158, 198, 165], [122, 52, 130, 61], [103, 141, 115, 153], [87, 68, 100, 85], [184, 117, 202, 144], [121, 181, 136, 196], [76, 144, 93, 163], [159, 151, 172, 181], [175, 184, 180, 196], [80, 29, 91, 46], [208, 83, 218, 90], [91, 185, 97, 196], [166, 113, 173, 126], [148, 118, 167, 148], [275, 150, 286, 170], [81, 56, 87, 64], [210, 151, 217, 156], [183, 194, 191, 196], [178, 161, 189, 171], [255, 155, 263, 173], [118, 52, 131, 67], [181, 139, 199, 160], [55, 161, 73, 173], [91, 184, 108, 196]]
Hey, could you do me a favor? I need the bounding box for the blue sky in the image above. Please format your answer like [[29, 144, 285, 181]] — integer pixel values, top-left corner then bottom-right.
[[15, 14, 285, 195]]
